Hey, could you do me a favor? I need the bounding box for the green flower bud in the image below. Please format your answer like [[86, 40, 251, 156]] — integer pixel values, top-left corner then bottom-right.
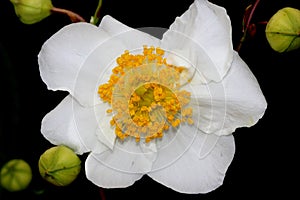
[[10, 0, 53, 24], [265, 7, 300, 52], [38, 145, 81, 186], [0, 159, 32, 192]]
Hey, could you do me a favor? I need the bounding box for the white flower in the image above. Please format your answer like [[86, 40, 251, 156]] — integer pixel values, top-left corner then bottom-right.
[[38, 0, 267, 194]]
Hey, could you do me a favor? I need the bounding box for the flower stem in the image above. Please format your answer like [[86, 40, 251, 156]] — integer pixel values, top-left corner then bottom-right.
[[99, 187, 106, 200], [51, 7, 85, 23], [90, 0, 103, 25], [245, 0, 260, 32], [236, 30, 247, 52], [236, 0, 260, 52]]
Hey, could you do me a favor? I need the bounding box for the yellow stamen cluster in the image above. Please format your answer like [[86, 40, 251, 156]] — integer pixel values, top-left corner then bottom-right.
[[98, 46, 194, 143]]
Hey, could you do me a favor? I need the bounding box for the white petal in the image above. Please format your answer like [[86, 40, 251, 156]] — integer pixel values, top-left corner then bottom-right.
[[38, 23, 109, 96], [148, 130, 235, 194], [87, 139, 157, 174], [190, 52, 267, 135], [85, 152, 143, 188], [41, 95, 89, 154], [41, 95, 109, 154], [162, 0, 233, 82]]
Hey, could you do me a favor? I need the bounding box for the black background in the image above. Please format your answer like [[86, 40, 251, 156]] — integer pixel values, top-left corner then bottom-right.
[[0, 0, 299, 199]]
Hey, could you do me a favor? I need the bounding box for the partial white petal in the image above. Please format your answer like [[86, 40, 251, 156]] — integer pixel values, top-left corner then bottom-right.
[[162, 0, 233, 82], [72, 35, 125, 107], [95, 127, 116, 151], [190, 52, 267, 135], [38, 23, 109, 96], [99, 15, 161, 49], [73, 16, 161, 106], [220, 52, 267, 133], [86, 152, 143, 188], [99, 15, 167, 40], [163, 42, 216, 85], [148, 129, 235, 194], [41, 95, 107, 154], [99, 15, 131, 35], [88, 139, 157, 174], [151, 124, 198, 171], [73, 99, 116, 151]]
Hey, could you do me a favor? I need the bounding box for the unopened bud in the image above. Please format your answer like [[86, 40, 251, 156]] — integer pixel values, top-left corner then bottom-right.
[[0, 159, 32, 192], [265, 7, 300, 52], [38, 145, 81, 186], [10, 0, 53, 24]]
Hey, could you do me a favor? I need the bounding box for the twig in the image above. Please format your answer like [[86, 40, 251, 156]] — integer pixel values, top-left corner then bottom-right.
[[236, 0, 261, 52]]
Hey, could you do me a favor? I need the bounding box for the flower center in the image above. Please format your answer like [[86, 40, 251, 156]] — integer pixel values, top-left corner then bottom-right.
[[98, 46, 194, 143]]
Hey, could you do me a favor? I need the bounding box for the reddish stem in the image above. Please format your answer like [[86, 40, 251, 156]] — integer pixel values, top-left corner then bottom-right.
[[245, 0, 260, 31], [51, 7, 85, 23], [236, 0, 261, 52]]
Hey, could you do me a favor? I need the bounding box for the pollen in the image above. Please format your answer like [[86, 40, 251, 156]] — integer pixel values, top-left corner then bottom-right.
[[98, 46, 194, 143]]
